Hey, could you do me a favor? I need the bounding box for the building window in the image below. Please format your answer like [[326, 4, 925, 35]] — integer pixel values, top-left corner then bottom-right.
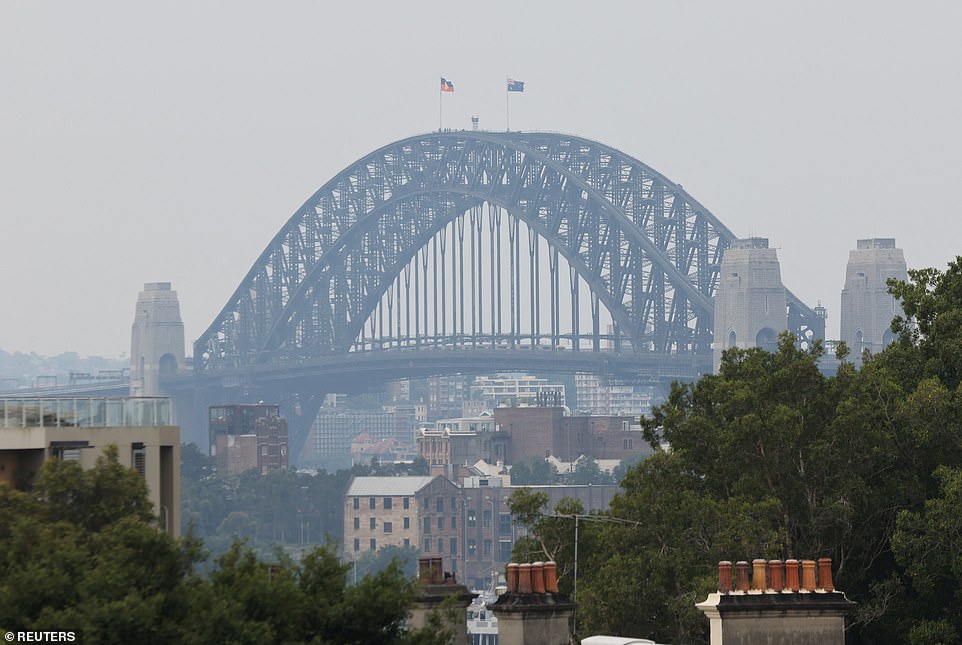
[[436, 497, 444, 512], [384, 522, 393, 534], [468, 539, 477, 556], [483, 510, 492, 528], [451, 515, 456, 530], [353, 498, 359, 510], [403, 497, 409, 510], [403, 517, 410, 530], [404, 538, 410, 547], [370, 538, 376, 551], [370, 517, 376, 530], [450, 538, 457, 556], [623, 438, 633, 450], [369, 497, 376, 510], [438, 538, 444, 553], [437, 517, 444, 530], [423, 516, 431, 534], [424, 538, 430, 553], [498, 541, 513, 562], [384, 497, 392, 510], [499, 513, 512, 536], [131, 443, 146, 478], [451, 497, 457, 511], [353, 517, 359, 531], [483, 540, 492, 557], [353, 539, 359, 552], [467, 510, 476, 527]]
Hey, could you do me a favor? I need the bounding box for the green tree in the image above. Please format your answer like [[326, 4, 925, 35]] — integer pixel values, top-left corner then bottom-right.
[[0, 446, 464, 645], [566, 455, 613, 485], [509, 456, 558, 485]]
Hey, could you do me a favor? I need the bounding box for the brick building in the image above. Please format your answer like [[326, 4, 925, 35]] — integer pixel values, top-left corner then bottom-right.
[[344, 475, 462, 572], [209, 404, 288, 475], [344, 472, 620, 590]]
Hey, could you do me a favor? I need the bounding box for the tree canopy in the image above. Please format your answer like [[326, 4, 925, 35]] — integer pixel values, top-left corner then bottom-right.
[[0, 448, 454, 645], [514, 258, 962, 644]]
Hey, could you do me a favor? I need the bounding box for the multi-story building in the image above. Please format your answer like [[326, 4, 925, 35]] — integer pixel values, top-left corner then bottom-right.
[[471, 375, 565, 407], [428, 375, 468, 419], [309, 408, 417, 458], [417, 406, 645, 467], [460, 478, 619, 590], [209, 404, 289, 475], [574, 372, 653, 417], [493, 406, 642, 463], [418, 413, 503, 467], [0, 396, 180, 535], [344, 472, 621, 590], [344, 475, 462, 572]]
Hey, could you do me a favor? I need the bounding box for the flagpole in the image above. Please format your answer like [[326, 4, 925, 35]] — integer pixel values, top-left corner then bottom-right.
[[505, 78, 510, 131], [439, 78, 442, 132]]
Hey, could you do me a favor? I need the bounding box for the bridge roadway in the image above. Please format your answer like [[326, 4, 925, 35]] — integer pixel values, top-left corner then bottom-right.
[[163, 346, 711, 395]]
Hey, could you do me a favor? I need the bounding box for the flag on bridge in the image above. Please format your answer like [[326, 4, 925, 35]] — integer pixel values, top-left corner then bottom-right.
[[507, 78, 525, 92], [440, 77, 455, 93]]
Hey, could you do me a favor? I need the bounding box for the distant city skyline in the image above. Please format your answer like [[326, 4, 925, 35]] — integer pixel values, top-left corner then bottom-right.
[[3, 1, 961, 357]]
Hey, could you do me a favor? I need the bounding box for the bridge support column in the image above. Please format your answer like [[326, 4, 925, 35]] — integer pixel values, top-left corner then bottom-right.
[[713, 239, 787, 373], [130, 282, 185, 397]]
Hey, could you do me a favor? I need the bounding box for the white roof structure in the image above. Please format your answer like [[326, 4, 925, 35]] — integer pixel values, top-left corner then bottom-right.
[[346, 476, 436, 497]]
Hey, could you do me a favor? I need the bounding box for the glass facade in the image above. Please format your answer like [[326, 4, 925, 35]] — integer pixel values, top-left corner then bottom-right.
[[0, 397, 171, 428]]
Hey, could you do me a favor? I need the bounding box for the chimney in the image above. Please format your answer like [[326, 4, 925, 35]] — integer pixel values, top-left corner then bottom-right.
[[696, 557, 855, 645], [489, 561, 577, 645], [410, 557, 476, 644]]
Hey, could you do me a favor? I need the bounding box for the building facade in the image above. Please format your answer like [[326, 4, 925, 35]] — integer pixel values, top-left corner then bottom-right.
[[209, 404, 289, 475], [344, 473, 620, 591], [0, 396, 180, 535], [344, 475, 462, 571]]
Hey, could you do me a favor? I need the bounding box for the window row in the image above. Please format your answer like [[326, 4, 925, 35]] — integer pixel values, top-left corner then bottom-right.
[[352, 496, 411, 510], [353, 517, 411, 532]]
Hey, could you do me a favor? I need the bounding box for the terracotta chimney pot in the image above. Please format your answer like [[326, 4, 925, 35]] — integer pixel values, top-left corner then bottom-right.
[[506, 563, 520, 593], [768, 560, 783, 592], [531, 562, 546, 593], [735, 561, 750, 592], [801, 560, 817, 591], [544, 561, 559, 593], [818, 558, 835, 592], [752, 559, 767, 591], [518, 563, 533, 593], [784, 559, 800, 591], [718, 561, 733, 593]]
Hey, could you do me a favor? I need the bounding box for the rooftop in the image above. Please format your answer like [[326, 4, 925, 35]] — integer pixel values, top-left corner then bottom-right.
[[346, 475, 437, 496]]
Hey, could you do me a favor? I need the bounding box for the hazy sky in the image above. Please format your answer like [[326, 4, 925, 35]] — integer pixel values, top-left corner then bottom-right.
[[2, 1, 961, 358]]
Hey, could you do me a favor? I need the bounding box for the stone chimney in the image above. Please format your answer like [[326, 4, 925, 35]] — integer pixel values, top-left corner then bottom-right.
[[696, 557, 855, 645], [409, 557, 475, 644], [488, 561, 577, 645]]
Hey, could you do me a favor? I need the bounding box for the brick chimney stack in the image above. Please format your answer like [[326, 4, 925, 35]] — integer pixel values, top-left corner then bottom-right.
[[696, 557, 855, 645], [488, 561, 576, 645], [410, 557, 475, 644]]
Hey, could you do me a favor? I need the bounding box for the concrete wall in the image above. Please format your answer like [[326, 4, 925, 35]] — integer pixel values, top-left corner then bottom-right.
[[0, 424, 180, 535]]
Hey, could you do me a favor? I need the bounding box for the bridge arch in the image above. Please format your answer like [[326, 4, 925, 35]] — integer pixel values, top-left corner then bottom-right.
[[195, 131, 818, 372]]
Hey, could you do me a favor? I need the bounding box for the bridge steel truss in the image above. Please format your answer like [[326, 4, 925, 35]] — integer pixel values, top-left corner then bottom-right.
[[195, 131, 823, 377]]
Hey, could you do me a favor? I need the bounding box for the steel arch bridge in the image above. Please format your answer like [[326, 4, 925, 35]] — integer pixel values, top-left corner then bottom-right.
[[189, 131, 823, 457]]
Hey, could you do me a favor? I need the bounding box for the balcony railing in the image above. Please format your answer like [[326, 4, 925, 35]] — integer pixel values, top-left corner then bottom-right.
[[0, 397, 171, 428]]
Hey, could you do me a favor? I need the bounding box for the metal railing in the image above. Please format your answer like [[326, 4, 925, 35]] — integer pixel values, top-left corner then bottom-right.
[[0, 397, 171, 428]]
